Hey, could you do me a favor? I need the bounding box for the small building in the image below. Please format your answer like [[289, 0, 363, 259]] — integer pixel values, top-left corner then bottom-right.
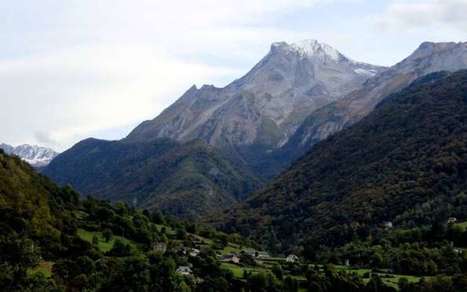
[[286, 254, 299, 263], [153, 242, 167, 254], [176, 266, 193, 276], [189, 248, 200, 257], [221, 254, 240, 264], [242, 248, 257, 258], [257, 251, 270, 259], [448, 217, 458, 224], [383, 221, 393, 229]]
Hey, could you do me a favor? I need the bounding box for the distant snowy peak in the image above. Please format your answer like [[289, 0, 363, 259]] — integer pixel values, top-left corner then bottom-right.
[[270, 39, 381, 78], [271, 39, 344, 61], [0, 143, 58, 168], [292, 39, 342, 60]]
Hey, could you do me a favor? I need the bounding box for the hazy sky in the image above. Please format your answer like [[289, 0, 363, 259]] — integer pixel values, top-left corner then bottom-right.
[[1, 0, 467, 151]]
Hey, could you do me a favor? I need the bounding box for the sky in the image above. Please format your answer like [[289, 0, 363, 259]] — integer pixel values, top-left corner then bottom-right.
[[1, 0, 467, 151]]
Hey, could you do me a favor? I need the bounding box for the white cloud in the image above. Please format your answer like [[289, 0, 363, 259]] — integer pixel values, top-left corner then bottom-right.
[[0, 0, 332, 150], [374, 0, 467, 34], [0, 45, 240, 151], [5, 0, 463, 151]]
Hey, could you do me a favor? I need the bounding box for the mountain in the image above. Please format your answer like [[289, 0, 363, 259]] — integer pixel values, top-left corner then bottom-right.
[[44, 39, 385, 215], [127, 40, 385, 175], [0, 143, 58, 168], [216, 70, 467, 252], [279, 41, 467, 162], [44, 138, 262, 218]]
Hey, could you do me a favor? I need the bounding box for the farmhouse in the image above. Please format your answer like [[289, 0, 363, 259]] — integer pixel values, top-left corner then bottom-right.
[[286, 254, 299, 263], [220, 254, 240, 264], [189, 248, 200, 257], [176, 266, 193, 276]]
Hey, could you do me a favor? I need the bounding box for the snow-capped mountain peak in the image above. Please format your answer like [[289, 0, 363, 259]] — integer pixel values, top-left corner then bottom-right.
[[291, 39, 341, 60], [0, 143, 58, 168], [127, 39, 386, 150], [272, 39, 343, 61]]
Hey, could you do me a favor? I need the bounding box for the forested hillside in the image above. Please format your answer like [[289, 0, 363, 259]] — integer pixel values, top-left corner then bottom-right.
[[44, 138, 262, 218], [218, 71, 467, 253], [0, 149, 263, 291]]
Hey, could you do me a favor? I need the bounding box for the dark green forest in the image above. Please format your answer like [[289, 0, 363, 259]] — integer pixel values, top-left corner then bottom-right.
[[43, 138, 262, 219], [2, 149, 428, 291], [218, 71, 467, 258]]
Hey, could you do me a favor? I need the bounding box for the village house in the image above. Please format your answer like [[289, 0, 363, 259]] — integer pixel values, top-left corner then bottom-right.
[[189, 248, 200, 257], [153, 242, 167, 254], [383, 221, 393, 229], [220, 254, 240, 264], [241, 248, 270, 259], [257, 251, 270, 259], [448, 217, 457, 224], [286, 254, 299, 263], [176, 266, 193, 276]]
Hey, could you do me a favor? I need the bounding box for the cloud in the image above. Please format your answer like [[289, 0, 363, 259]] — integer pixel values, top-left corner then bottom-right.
[[7, 0, 455, 150], [0, 45, 241, 151], [1, 0, 335, 150], [374, 0, 467, 34]]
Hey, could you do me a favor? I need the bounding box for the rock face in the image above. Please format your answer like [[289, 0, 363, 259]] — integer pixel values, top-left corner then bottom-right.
[[0, 143, 58, 168], [281, 41, 467, 161], [127, 40, 385, 151]]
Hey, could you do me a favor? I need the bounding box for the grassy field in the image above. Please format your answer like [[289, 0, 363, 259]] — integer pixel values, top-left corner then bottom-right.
[[382, 274, 421, 289], [335, 265, 422, 289], [454, 221, 467, 230], [221, 244, 242, 255], [221, 263, 269, 278], [155, 224, 176, 235], [77, 228, 135, 253], [28, 261, 54, 278]]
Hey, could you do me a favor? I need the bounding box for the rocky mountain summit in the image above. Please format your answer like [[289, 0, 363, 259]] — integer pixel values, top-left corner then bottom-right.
[[127, 40, 385, 151], [0, 143, 58, 168], [281, 41, 467, 161]]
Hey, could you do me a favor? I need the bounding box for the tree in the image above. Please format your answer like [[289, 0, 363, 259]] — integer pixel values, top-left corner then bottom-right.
[[107, 240, 132, 257], [103, 229, 113, 242], [271, 264, 283, 280], [283, 276, 298, 292]]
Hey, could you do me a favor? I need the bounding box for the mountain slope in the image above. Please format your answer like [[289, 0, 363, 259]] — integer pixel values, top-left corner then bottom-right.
[[0, 143, 58, 168], [217, 70, 467, 251], [127, 40, 385, 169], [0, 149, 78, 238], [44, 138, 262, 218], [280, 41, 467, 163], [0, 149, 269, 291]]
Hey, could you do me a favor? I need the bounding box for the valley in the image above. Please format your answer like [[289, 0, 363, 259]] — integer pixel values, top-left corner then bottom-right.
[[1, 27, 467, 291]]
